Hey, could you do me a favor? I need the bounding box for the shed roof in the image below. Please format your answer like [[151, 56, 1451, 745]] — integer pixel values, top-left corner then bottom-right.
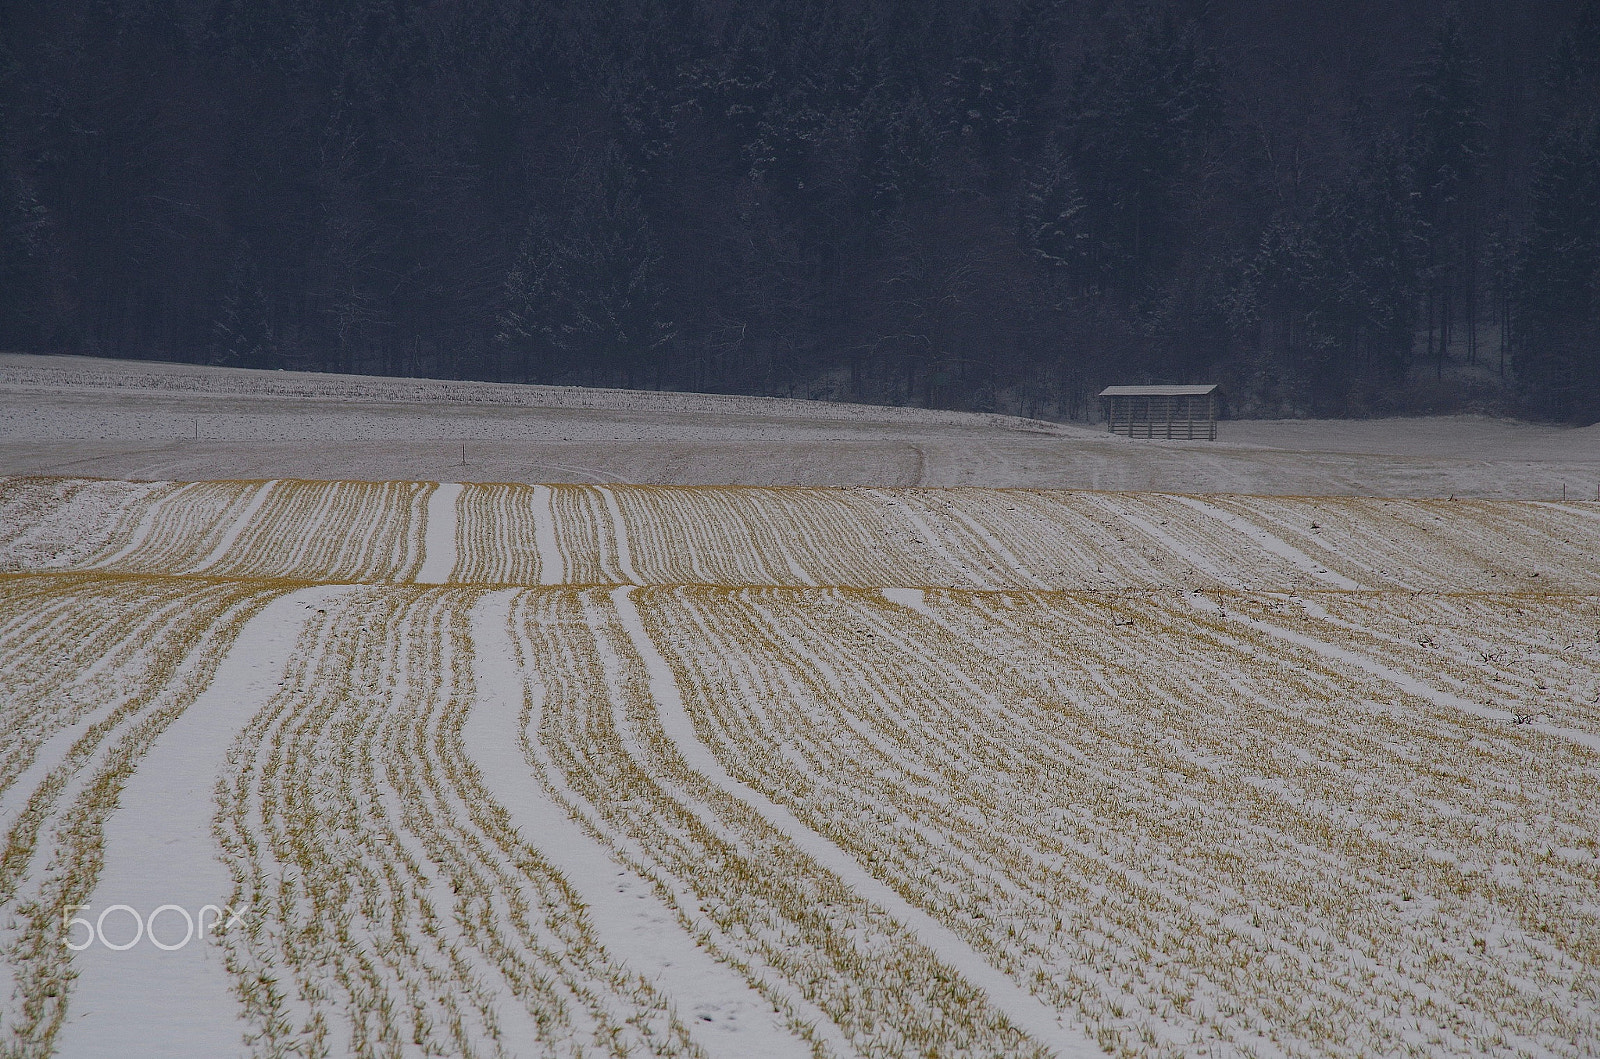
[[1098, 384, 1218, 397]]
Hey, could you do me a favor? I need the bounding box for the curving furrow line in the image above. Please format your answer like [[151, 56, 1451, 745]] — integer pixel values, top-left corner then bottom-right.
[[452, 484, 554, 586], [97, 481, 265, 575], [1239, 593, 1600, 737], [974, 492, 1225, 591], [632, 586, 1600, 1058], [206, 481, 430, 583], [1201, 496, 1600, 593], [214, 587, 705, 1059], [0, 479, 172, 574], [507, 587, 1051, 1059], [0, 577, 241, 804], [914, 591, 1600, 1055], [0, 576, 283, 1059]]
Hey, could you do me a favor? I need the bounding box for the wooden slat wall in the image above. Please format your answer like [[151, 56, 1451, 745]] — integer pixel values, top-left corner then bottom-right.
[[1104, 394, 1215, 440]]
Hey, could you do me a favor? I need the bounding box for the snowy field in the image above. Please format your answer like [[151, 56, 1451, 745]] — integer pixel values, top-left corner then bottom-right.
[[1, 357, 1599, 1058], [3, 471, 1599, 1059], [4, 353, 1599, 497]]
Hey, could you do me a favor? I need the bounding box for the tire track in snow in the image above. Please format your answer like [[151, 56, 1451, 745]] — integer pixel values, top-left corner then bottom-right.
[[595, 486, 642, 585], [53, 585, 345, 1059], [610, 585, 1104, 1059], [91, 482, 191, 570], [1189, 592, 1600, 754], [465, 591, 812, 1059], [870, 490, 997, 589], [529, 485, 566, 585], [415, 482, 462, 584], [185, 479, 276, 575], [1170, 495, 1365, 590]]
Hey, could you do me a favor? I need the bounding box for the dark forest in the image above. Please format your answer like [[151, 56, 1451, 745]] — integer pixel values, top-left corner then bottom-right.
[[2, 0, 1597, 420]]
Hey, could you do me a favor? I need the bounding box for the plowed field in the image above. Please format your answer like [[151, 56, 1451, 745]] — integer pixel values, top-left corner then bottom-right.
[[2, 475, 1596, 1059]]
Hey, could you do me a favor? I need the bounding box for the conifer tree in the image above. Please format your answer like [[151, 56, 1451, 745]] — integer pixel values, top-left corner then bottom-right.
[[1515, 0, 1600, 420]]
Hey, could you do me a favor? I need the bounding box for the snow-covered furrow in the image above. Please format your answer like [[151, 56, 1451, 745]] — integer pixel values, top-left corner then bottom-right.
[[643, 586, 1264, 1057], [1178, 495, 1412, 590], [14, 477, 1600, 593], [2, 473, 1598, 1059], [612, 586, 1096, 1057], [1167, 495, 1365, 590], [526, 485, 565, 585], [0, 577, 228, 809], [451, 483, 554, 585], [467, 590, 812, 1059], [544, 486, 621, 585], [182, 480, 277, 574], [214, 587, 703, 1059], [868, 491, 998, 589], [1202, 495, 1600, 593], [926, 496, 1051, 590], [508, 487, 964, 588], [724, 488, 922, 586], [1090, 492, 1355, 591], [1210, 593, 1600, 752], [415, 482, 462, 584], [0, 478, 170, 573], [92, 481, 202, 570], [70, 483, 182, 568], [1281, 593, 1600, 734], [449, 482, 1600, 592], [205, 479, 431, 582], [609, 490, 724, 585], [1079, 492, 1244, 588], [595, 487, 642, 585], [668, 489, 817, 585], [943, 591, 1600, 1053], [634, 586, 1600, 1059], [944, 491, 1169, 591], [0, 578, 283, 1055], [52, 585, 345, 1058], [508, 587, 1054, 1059]]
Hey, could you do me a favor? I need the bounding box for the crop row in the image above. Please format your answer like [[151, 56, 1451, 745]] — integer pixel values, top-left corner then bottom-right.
[[213, 585, 705, 1059], [0, 478, 172, 572], [452, 484, 556, 586], [5, 477, 1599, 592], [0, 478, 430, 583], [504, 587, 1050, 1058], [0, 574, 284, 1058], [1196, 495, 1600, 593], [628, 585, 1600, 1058], [1227, 592, 1600, 738], [201, 480, 430, 582], [516, 486, 1600, 593]]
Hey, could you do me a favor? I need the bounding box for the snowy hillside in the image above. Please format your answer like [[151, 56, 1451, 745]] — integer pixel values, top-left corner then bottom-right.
[[4, 353, 1598, 497]]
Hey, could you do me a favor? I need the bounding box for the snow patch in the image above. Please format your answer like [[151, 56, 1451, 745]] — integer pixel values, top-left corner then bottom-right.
[[1173, 495, 1364, 590], [54, 586, 345, 1058], [414, 482, 461, 584], [185, 480, 276, 574]]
